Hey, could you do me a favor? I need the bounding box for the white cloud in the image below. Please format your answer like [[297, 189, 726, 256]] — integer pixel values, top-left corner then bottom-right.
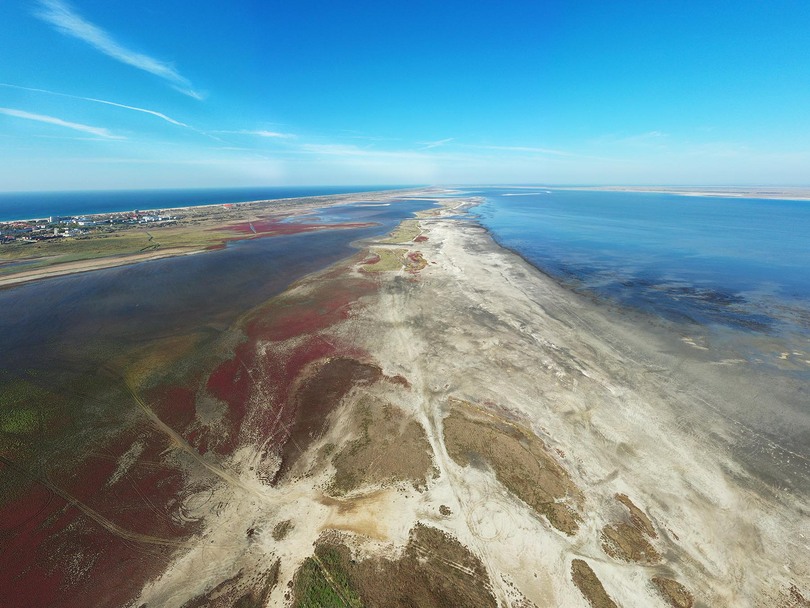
[[419, 137, 454, 150], [0, 83, 189, 127], [35, 0, 202, 99], [215, 129, 296, 139], [82, 97, 188, 126], [249, 130, 295, 139], [467, 143, 575, 156], [0, 107, 123, 139]]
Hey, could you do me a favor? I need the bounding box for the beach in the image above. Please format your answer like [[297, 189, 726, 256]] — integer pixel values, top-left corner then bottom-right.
[[1, 192, 807, 607]]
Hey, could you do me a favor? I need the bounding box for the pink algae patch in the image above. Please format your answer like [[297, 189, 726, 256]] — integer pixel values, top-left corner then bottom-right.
[[151, 386, 197, 430], [246, 276, 375, 342], [0, 427, 195, 608], [185, 266, 378, 460]]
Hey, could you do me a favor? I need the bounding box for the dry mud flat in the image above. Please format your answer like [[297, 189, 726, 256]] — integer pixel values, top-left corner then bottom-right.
[[45, 197, 807, 606]]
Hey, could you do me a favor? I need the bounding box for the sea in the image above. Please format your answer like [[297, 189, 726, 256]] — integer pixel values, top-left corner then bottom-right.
[[471, 187, 810, 355], [469, 186, 810, 489], [0, 185, 407, 222]]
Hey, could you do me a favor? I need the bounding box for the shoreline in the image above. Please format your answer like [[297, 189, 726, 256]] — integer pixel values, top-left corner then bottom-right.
[[0, 187, 444, 289], [0, 186, 425, 224], [0, 246, 206, 288]]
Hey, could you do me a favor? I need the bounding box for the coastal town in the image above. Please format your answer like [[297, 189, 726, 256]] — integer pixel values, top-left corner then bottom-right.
[[0, 209, 179, 244]]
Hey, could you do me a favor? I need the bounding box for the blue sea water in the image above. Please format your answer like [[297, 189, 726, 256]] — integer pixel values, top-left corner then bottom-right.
[[472, 188, 810, 342], [0, 185, 408, 222]]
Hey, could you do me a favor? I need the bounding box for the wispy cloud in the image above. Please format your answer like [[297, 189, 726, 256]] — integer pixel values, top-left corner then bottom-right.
[[0, 83, 188, 127], [467, 143, 575, 156], [35, 0, 202, 99], [298, 143, 380, 157], [214, 129, 296, 139], [419, 137, 454, 150], [592, 131, 670, 147], [0, 107, 123, 139]]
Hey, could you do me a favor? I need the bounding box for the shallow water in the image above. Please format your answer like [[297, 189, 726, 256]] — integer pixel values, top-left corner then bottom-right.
[[471, 187, 810, 491], [0, 198, 432, 380], [473, 188, 810, 353]]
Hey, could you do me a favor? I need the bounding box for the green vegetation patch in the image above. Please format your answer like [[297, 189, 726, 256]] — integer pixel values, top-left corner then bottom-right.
[[571, 559, 618, 608], [359, 248, 404, 272], [0, 407, 40, 435], [293, 546, 363, 608], [0, 379, 55, 435], [0, 225, 236, 277], [443, 398, 583, 535], [0, 378, 50, 408], [378, 220, 420, 244]]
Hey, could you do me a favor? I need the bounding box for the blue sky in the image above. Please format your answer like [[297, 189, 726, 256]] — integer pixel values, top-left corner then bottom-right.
[[1, 0, 809, 190]]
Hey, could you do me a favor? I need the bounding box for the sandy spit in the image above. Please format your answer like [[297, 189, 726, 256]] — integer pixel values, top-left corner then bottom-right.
[[134, 198, 809, 608]]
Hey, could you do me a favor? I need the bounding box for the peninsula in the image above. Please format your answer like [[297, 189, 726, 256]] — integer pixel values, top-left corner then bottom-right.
[[0, 190, 806, 608]]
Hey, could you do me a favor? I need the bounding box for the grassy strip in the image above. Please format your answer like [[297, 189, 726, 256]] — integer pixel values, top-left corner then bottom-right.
[[0, 224, 244, 279], [293, 546, 363, 608], [377, 220, 420, 244], [360, 248, 404, 272]]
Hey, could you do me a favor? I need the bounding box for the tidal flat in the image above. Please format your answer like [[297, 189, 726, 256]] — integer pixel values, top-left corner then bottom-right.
[[0, 190, 808, 607]]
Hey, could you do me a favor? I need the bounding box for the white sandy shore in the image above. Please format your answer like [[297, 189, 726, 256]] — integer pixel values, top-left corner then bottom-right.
[[0, 247, 205, 288], [133, 199, 808, 607], [0, 188, 445, 289], [354, 210, 808, 605], [551, 185, 810, 201]]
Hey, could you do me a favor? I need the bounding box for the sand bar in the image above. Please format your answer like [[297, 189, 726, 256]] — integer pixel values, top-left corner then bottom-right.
[[551, 185, 810, 200]]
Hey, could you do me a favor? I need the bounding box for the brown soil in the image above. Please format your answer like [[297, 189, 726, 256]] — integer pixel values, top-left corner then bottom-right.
[[272, 520, 293, 541], [652, 577, 694, 608], [299, 524, 497, 608], [600, 493, 661, 564], [600, 523, 661, 564], [442, 399, 582, 535], [571, 559, 619, 608], [405, 251, 428, 273], [181, 560, 279, 608], [329, 397, 435, 494], [789, 586, 810, 608], [770, 585, 810, 608], [276, 357, 383, 483], [615, 493, 656, 538]]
